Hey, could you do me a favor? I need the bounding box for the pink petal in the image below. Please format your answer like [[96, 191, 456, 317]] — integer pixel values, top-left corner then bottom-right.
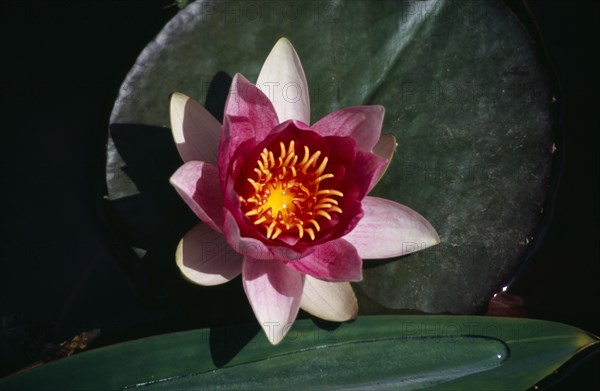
[[371, 133, 397, 191], [176, 223, 243, 286], [222, 210, 275, 260], [220, 73, 279, 184], [270, 246, 304, 262], [352, 150, 389, 199], [243, 257, 304, 345], [343, 196, 440, 259], [256, 38, 310, 125], [300, 277, 358, 322], [312, 106, 384, 152], [285, 239, 363, 282], [169, 92, 221, 164], [170, 161, 223, 232]]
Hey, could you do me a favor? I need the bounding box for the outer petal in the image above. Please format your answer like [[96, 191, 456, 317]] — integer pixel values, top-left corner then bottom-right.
[[286, 239, 363, 282], [170, 161, 223, 232], [300, 277, 358, 322], [176, 223, 243, 286], [343, 196, 440, 259], [312, 106, 385, 152], [169, 92, 221, 164], [243, 257, 304, 345], [371, 133, 397, 190], [256, 37, 310, 125]]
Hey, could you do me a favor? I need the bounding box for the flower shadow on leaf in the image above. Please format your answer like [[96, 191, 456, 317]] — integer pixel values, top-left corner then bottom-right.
[[206, 314, 343, 368], [109, 122, 192, 300], [106, 72, 242, 322], [209, 323, 261, 368], [203, 71, 232, 123]]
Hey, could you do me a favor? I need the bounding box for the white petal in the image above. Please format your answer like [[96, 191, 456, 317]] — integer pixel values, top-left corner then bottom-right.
[[176, 223, 243, 286], [170, 92, 221, 164], [300, 276, 358, 322], [256, 38, 310, 124]]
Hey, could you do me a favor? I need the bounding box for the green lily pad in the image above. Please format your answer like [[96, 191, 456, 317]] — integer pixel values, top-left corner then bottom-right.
[[2, 316, 596, 390], [105, 0, 553, 314]]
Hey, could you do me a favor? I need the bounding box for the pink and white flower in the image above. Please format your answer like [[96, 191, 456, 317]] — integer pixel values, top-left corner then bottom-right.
[[169, 38, 439, 344]]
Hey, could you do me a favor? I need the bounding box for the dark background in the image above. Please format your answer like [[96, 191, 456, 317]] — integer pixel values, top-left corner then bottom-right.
[[0, 0, 598, 388]]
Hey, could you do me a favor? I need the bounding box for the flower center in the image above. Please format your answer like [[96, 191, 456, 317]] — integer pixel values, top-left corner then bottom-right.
[[240, 140, 343, 241]]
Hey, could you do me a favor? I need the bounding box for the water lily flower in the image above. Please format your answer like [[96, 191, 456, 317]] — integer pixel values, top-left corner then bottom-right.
[[169, 38, 440, 345]]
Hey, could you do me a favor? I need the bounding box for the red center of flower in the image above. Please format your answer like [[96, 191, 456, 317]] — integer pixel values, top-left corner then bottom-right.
[[240, 140, 343, 241]]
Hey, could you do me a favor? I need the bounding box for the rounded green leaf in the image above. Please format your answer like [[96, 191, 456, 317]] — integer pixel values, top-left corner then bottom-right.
[[105, 0, 553, 314]]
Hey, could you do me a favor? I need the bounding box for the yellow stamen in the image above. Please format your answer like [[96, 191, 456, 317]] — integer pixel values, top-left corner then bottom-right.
[[328, 206, 343, 214], [266, 221, 277, 239], [247, 179, 261, 192], [319, 198, 339, 205], [239, 140, 344, 241], [268, 151, 275, 168], [272, 228, 283, 240], [307, 219, 321, 232], [296, 223, 304, 238], [311, 173, 334, 184], [315, 157, 328, 176], [299, 146, 310, 166], [254, 216, 267, 225], [316, 210, 332, 220]]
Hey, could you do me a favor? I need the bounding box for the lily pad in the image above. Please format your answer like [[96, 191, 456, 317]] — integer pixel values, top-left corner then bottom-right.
[[2, 316, 596, 390], [105, 0, 554, 314]]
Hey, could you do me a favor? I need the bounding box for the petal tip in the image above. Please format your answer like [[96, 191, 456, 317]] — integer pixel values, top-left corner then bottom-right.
[[300, 278, 359, 322], [376, 133, 398, 153], [265, 327, 286, 345], [231, 72, 243, 83], [169, 92, 190, 144], [257, 37, 310, 124], [418, 227, 441, 251], [170, 91, 189, 105], [373, 104, 385, 115], [275, 36, 293, 48], [168, 167, 183, 188], [419, 216, 441, 248], [387, 133, 398, 148]]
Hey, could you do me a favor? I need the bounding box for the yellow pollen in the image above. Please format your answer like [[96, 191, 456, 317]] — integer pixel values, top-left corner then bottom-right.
[[240, 140, 344, 241]]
